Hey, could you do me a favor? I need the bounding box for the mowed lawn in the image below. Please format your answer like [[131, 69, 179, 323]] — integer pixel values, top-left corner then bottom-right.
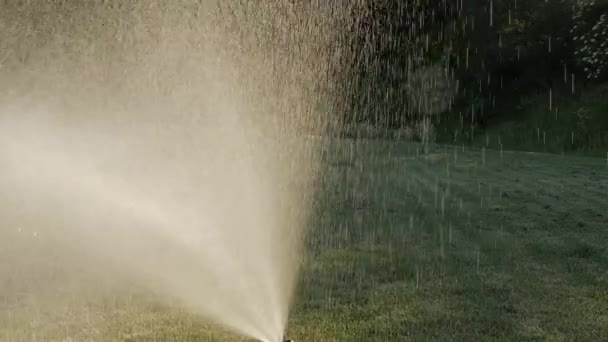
[[291, 139, 608, 341], [2, 139, 607, 341]]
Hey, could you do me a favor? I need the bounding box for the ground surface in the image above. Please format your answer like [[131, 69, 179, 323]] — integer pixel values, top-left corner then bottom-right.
[[2, 140, 607, 341]]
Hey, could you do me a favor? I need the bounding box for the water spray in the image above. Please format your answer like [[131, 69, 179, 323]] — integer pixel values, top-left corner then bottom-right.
[[0, 1, 352, 341]]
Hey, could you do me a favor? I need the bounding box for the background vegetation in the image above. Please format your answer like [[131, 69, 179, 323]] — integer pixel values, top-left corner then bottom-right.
[[337, 0, 608, 156]]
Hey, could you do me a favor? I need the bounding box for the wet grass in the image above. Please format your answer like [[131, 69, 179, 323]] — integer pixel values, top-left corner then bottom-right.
[[294, 139, 608, 341], [2, 140, 607, 341]]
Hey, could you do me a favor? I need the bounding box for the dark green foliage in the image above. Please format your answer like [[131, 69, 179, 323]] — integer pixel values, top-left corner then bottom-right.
[[341, 0, 608, 154]]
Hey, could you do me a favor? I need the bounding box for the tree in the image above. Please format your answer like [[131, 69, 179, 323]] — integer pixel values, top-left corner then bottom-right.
[[572, 0, 608, 80]]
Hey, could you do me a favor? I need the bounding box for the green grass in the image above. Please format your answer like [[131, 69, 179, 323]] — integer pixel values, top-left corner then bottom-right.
[[2, 140, 608, 341], [293, 140, 608, 341]]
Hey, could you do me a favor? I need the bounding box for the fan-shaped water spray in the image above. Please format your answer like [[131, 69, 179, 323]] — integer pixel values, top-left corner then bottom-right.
[[0, 1, 353, 341]]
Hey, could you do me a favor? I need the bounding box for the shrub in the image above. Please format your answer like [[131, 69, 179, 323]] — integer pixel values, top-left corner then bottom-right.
[[572, 0, 608, 79]]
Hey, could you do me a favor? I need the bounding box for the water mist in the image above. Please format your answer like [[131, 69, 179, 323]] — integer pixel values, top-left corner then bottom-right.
[[0, 1, 351, 341]]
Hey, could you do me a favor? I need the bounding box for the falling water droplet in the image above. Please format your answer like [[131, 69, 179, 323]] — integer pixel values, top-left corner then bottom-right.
[[448, 223, 453, 245], [476, 248, 480, 274], [572, 73, 576, 94]]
